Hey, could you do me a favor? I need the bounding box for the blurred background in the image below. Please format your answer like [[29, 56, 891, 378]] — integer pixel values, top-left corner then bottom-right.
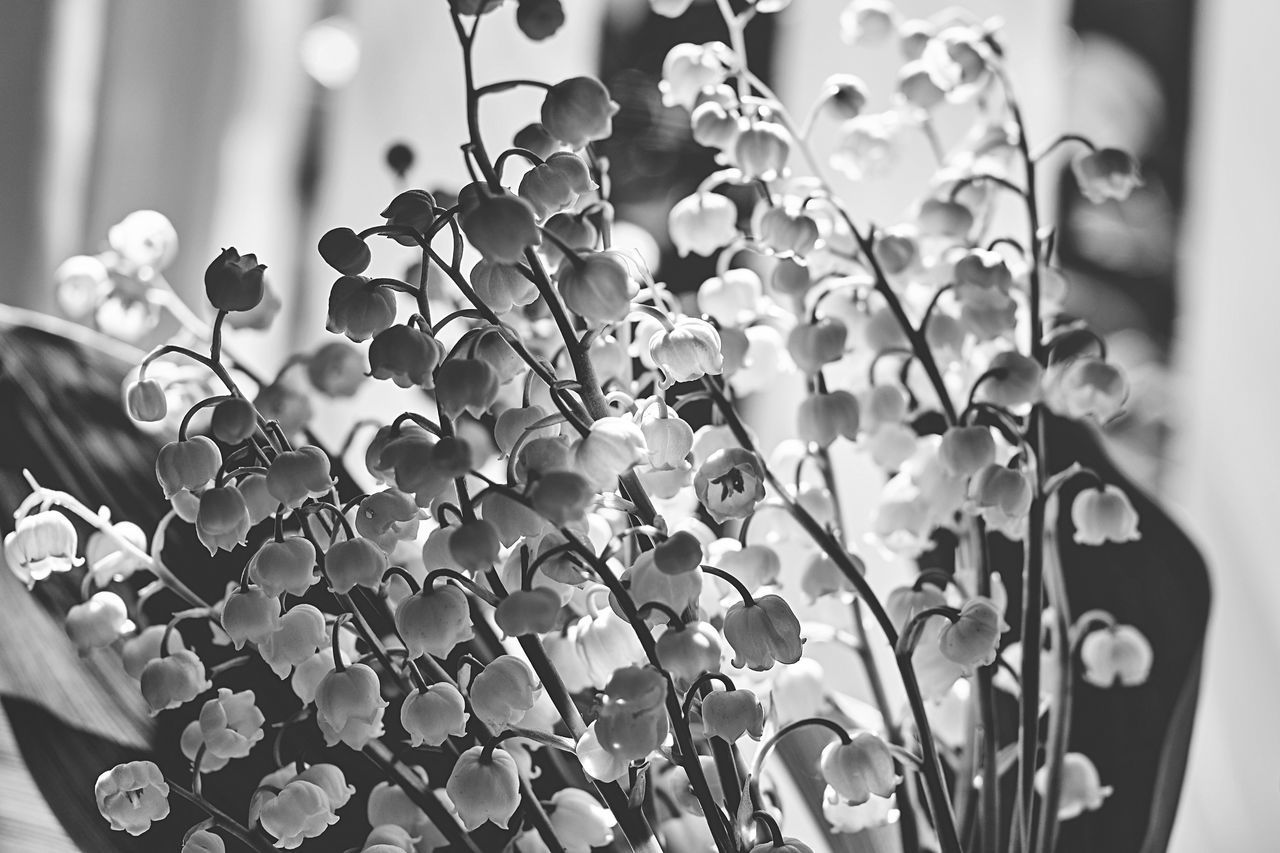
[[0, 0, 1275, 849]]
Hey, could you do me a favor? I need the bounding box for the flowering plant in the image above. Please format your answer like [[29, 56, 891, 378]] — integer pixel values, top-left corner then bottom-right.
[[9, 1, 1170, 852]]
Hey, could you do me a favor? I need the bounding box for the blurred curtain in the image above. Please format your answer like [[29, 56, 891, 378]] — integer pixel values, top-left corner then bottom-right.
[[1169, 0, 1280, 848]]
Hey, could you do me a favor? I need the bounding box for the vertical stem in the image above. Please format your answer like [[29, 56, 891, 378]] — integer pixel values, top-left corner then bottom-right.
[[974, 520, 1001, 853], [1036, 494, 1075, 853]]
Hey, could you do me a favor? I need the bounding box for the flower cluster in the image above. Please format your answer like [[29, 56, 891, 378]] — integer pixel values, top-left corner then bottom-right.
[[6, 2, 1156, 852]]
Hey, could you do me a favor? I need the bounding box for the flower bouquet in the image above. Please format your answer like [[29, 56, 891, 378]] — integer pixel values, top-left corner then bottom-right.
[[6, 1, 1203, 852]]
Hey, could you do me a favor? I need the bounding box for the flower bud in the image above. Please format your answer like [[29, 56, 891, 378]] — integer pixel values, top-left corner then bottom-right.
[[968, 464, 1033, 531], [460, 185, 542, 264], [326, 275, 397, 342], [108, 210, 178, 270], [266, 446, 331, 509], [1080, 622, 1153, 687], [395, 583, 475, 658], [260, 604, 327, 679], [205, 248, 266, 312], [401, 683, 469, 747], [723, 594, 804, 670], [701, 688, 764, 742], [257, 779, 338, 848], [470, 655, 541, 728], [1073, 148, 1142, 203], [898, 61, 947, 109], [529, 470, 595, 525], [315, 662, 388, 748], [1045, 357, 1128, 421], [541, 76, 619, 147], [140, 648, 210, 714], [841, 1, 898, 44], [694, 447, 767, 522], [381, 189, 436, 244], [1034, 753, 1112, 820], [787, 317, 848, 373], [557, 251, 638, 323], [54, 254, 110, 319], [549, 789, 617, 853], [516, 0, 565, 40], [495, 587, 563, 636], [306, 340, 366, 397], [471, 259, 539, 314], [447, 746, 521, 830], [715, 541, 781, 590], [198, 687, 265, 759], [541, 211, 599, 267], [938, 596, 1006, 671], [659, 43, 727, 109], [209, 396, 258, 444], [649, 318, 723, 386], [435, 358, 501, 418], [368, 324, 447, 389], [325, 536, 389, 594], [195, 486, 252, 555], [596, 665, 669, 761], [156, 435, 221, 498], [519, 152, 594, 219], [1071, 485, 1140, 545], [757, 207, 819, 257], [95, 760, 170, 835], [126, 378, 168, 422], [735, 120, 791, 181], [318, 227, 371, 275], [294, 763, 354, 811], [801, 551, 860, 603], [354, 490, 421, 552], [624, 552, 703, 624], [669, 192, 738, 257], [81, 525, 152, 586], [820, 732, 897, 804], [66, 591, 134, 652], [4, 510, 82, 586], [655, 621, 721, 688], [222, 586, 281, 650], [798, 390, 861, 447]]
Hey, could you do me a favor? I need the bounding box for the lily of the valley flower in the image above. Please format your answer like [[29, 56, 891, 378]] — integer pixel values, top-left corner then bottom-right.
[[266, 446, 332, 509], [4, 510, 83, 586], [156, 436, 221, 498], [259, 604, 327, 679], [402, 683, 470, 747], [65, 591, 134, 652], [540, 76, 618, 148], [248, 537, 318, 598], [649, 318, 724, 387], [469, 655, 541, 728], [195, 486, 252, 555], [722, 593, 804, 670], [938, 596, 1007, 672], [694, 447, 767, 522], [595, 665, 670, 762], [668, 192, 738, 258], [324, 536, 390, 594], [256, 777, 339, 849], [221, 586, 282, 650], [700, 688, 765, 742], [1071, 485, 1141, 545], [198, 688, 265, 759], [1080, 623, 1154, 687], [396, 582, 475, 658], [326, 275, 397, 342], [141, 648, 210, 714], [446, 746, 522, 830], [821, 731, 898, 805], [1072, 148, 1143, 204], [204, 247, 266, 312], [1034, 752, 1113, 820], [548, 789, 617, 853], [575, 416, 649, 488], [95, 760, 170, 835], [314, 662, 388, 749]]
